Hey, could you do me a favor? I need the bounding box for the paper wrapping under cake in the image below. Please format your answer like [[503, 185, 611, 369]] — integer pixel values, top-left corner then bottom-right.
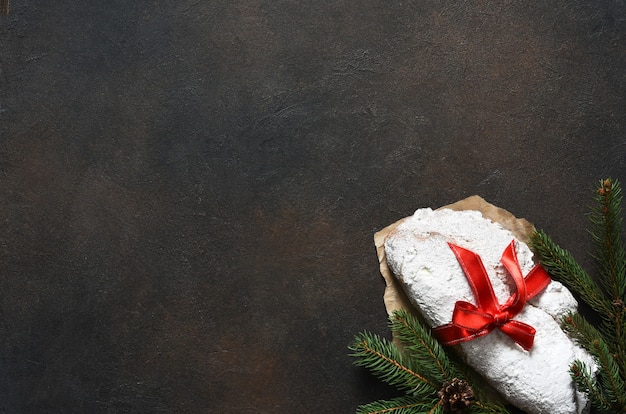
[[375, 195, 535, 317]]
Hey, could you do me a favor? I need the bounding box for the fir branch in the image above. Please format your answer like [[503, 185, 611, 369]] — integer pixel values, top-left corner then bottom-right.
[[592, 337, 626, 410], [599, 317, 623, 363], [590, 178, 626, 301], [561, 312, 608, 355], [390, 310, 458, 384], [590, 179, 626, 384], [469, 401, 511, 414], [530, 229, 612, 315], [350, 311, 512, 414], [350, 332, 438, 397], [389, 310, 508, 413], [565, 317, 626, 410], [355, 396, 436, 414], [428, 401, 443, 414], [522, 178, 626, 412], [571, 360, 611, 411], [618, 301, 626, 382]]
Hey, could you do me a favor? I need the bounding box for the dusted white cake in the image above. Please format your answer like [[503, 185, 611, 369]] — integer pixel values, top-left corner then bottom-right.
[[383, 207, 595, 414]]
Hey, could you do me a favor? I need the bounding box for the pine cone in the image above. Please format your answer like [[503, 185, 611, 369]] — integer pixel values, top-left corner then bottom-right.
[[437, 378, 475, 413]]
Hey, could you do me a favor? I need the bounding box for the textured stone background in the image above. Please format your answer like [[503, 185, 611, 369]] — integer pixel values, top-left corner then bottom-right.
[[0, 1, 624, 412]]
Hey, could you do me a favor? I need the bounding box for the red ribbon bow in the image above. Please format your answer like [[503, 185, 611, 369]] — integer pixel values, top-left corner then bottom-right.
[[433, 240, 551, 351]]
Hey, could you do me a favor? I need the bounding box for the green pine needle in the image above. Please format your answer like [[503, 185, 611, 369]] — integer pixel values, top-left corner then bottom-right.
[[530, 178, 626, 413], [592, 337, 626, 410], [590, 178, 626, 300], [530, 229, 612, 315], [571, 360, 611, 411], [355, 396, 437, 414], [350, 310, 512, 413], [469, 401, 511, 414], [390, 310, 459, 384], [561, 312, 607, 355], [350, 331, 438, 397]]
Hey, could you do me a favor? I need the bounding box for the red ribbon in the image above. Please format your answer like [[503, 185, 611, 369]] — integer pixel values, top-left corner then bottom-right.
[[433, 240, 551, 351]]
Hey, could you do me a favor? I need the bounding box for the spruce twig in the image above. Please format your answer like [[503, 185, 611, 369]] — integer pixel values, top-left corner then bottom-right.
[[355, 396, 436, 414], [350, 310, 510, 414], [530, 178, 626, 413], [530, 229, 612, 315], [390, 310, 460, 384], [591, 179, 626, 301], [571, 361, 611, 411], [561, 312, 604, 355], [351, 330, 438, 397]]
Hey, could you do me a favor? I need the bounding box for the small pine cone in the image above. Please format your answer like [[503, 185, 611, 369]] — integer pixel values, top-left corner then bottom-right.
[[437, 378, 475, 413]]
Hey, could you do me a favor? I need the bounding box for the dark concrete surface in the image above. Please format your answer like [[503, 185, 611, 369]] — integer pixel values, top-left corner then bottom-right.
[[0, 1, 624, 413]]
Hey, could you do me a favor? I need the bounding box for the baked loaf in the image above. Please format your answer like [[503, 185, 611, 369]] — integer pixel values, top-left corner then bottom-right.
[[383, 207, 595, 414]]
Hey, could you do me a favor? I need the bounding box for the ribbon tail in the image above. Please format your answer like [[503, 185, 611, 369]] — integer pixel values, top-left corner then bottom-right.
[[433, 323, 491, 346], [525, 265, 552, 300], [448, 242, 500, 314], [500, 241, 527, 311], [498, 320, 536, 351]]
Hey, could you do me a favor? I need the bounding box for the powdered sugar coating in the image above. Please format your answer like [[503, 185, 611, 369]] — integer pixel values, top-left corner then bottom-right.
[[384, 208, 595, 414]]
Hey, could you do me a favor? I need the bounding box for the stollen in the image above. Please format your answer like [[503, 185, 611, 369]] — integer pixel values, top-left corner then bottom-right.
[[381, 205, 596, 414]]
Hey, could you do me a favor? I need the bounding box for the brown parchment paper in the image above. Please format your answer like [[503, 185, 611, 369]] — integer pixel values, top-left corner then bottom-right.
[[374, 195, 535, 316]]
